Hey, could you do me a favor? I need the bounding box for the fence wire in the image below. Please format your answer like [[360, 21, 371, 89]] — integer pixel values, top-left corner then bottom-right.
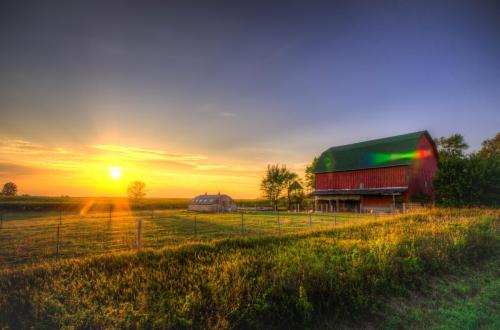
[[0, 209, 396, 268]]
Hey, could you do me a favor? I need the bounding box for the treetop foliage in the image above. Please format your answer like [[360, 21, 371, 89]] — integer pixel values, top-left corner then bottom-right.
[[434, 133, 499, 207]]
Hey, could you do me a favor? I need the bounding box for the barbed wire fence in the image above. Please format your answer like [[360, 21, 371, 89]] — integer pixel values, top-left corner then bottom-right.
[[0, 208, 412, 268]]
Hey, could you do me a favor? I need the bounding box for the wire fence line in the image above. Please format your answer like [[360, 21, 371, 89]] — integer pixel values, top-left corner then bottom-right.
[[0, 209, 395, 268]]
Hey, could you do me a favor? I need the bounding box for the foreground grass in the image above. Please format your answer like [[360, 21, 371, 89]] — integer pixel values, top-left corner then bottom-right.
[[381, 255, 500, 330], [0, 209, 498, 329]]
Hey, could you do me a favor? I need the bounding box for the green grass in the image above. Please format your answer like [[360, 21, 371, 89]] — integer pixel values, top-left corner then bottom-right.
[[0, 209, 380, 268], [380, 255, 500, 330], [0, 209, 497, 329]]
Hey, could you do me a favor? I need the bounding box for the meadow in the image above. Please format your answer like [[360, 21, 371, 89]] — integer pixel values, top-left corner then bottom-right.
[[0, 208, 380, 268], [0, 208, 498, 329]]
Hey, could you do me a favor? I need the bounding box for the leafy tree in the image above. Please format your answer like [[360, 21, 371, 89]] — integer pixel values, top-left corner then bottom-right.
[[127, 181, 146, 201], [260, 164, 292, 210], [284, 172, 299, 210], [478, 133, 500, 159], [288, 180, 305, 209], [434, 133, 499, 207], [304, 157, 319, 193], [1, 182, 17, 196], [435, 134, 469, 158]]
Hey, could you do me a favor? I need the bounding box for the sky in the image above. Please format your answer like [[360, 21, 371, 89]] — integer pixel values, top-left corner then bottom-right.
[[0, 0, 499, 198]]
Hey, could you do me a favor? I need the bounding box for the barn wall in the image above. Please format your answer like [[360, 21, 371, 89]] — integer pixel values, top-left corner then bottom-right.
[[316, 166, 408, 190], [362, 195, 393, 207], [407, 134, 438, 200]]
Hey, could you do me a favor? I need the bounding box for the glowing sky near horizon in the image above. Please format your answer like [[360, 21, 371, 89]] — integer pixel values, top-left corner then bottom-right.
[[0, 0, 499, 197]]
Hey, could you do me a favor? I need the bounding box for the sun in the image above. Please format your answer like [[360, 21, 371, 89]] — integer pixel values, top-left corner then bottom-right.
[[109, 166, 122, 180]]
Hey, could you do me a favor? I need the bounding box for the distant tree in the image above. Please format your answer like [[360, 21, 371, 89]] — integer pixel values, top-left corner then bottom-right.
[[260, 164, 290, 210], [288, 180, 305, 209], [284, 172, 299, 210], [127, 181, 146, 201], [478, 133, 500, 159], [1, 182, 17, 196], [304, 157, 319, 193], [435, 134, 469, 158]]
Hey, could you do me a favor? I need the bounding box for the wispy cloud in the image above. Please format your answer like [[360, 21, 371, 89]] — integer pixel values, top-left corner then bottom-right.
[[0, 139, 69, 155], [91, 145, 206, 162], [197, 103, 237, 118]]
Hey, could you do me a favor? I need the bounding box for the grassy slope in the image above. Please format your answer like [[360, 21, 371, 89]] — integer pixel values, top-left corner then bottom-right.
[[382, 255, 500, 330], [0, 210, 498, 329]]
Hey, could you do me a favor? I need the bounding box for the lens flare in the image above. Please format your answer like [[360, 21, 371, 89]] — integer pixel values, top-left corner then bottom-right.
[[371, 149, 431, 165]]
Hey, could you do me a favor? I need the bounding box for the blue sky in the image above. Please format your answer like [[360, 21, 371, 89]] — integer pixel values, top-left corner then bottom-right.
[[0, 0, 499, 196]]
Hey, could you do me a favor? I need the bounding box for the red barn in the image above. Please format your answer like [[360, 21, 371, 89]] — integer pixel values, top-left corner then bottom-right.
[[312, 131, 438, 212]]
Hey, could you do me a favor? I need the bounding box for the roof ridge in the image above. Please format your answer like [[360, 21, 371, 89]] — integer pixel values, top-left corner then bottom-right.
[[326, 130, 426, 152]]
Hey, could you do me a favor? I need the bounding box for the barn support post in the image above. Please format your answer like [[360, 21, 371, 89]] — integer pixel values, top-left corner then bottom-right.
[[336, 199, 339, 212], [137, 219, 143, 252], [314, 198, 318, 212]]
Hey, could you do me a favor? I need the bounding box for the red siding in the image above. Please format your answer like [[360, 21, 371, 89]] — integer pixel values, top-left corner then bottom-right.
[[316, 165, 408, 190], [362, 195, 393, 207], [407, 134, 438, 199]]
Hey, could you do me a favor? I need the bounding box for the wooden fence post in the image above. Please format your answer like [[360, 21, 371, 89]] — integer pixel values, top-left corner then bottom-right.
[[194, 216, 197, 239], [277, 210, 281, 234], [0, 213, 3, 229], [309, 213, 312, 227], [109, 203, 112, 221], [137, 219, 142, 252], [240, 212, 244, 235], [56, 223, 61, 259]]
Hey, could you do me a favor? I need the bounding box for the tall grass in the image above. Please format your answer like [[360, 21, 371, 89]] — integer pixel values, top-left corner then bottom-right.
[[0, 209, 498, 329]]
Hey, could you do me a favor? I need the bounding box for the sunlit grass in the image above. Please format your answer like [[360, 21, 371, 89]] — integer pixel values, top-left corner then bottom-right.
[[0, 209, 387, 268], [0, 209, 498, 329]]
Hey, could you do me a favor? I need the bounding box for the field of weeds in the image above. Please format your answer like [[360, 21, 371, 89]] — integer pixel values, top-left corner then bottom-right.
[[0, 209, 498, 329]]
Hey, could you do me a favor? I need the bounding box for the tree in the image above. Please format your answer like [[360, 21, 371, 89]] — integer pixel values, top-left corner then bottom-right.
[[435, 134, 469, 158], [127, 181, 146, 201], [284, 172, 299, 210], [260, 164, 290, 210], [478, 133, 500, 159], [433, 133, 500, 207], [1, 182, 17, 196], [304, 157, 319, 193], [288, 180, 305, 209]]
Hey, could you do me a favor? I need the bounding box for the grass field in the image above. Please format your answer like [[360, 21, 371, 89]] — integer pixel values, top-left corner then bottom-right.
[[0, 208, 498, 329], [0, 209, 382, 268]]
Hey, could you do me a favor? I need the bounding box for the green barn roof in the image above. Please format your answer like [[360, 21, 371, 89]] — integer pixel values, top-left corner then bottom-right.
[[315, 131, 431, 173]]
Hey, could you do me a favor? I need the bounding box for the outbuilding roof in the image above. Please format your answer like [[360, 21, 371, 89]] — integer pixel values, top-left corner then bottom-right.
[[315, 131, 433, 173], [190, 194, 232, 205]]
